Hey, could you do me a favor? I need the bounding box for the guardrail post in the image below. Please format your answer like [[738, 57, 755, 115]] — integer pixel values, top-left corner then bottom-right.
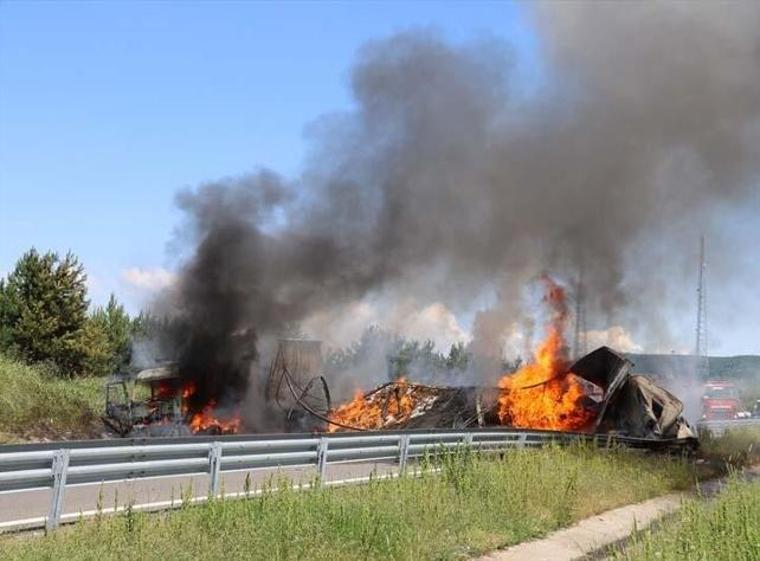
[[316, 437, 329, 485], [518, 433, 528, 448], [398, 434, 411, 474], [463, 433, 474, 448], [208, 442, 222, 497], [46, 449, 70, 531]]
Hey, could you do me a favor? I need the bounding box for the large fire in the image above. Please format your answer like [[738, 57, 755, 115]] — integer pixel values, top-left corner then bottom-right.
[[181, 382, 241, 434], [327, 378, 415, 432], [324, 277, 596, 433], [496, 277, 595, 431]]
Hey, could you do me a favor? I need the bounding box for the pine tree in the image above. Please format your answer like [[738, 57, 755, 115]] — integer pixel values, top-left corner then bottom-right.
[[0, 249, 89, 375], [89, 294, 134, 374], [446, 342, 469, 370]]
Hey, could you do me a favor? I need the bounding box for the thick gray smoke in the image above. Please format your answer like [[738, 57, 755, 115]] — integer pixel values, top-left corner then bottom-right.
[[164, 4, 760, 425]]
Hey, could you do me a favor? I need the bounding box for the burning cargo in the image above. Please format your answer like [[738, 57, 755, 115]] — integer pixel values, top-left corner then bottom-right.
[[324, 346, 695, 440]]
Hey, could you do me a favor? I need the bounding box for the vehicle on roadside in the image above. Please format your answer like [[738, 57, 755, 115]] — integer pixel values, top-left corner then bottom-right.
[[102, 364, 191, 437], [701, 380, 741, 421]]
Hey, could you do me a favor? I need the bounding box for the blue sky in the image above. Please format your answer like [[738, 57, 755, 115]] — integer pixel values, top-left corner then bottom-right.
[[1, 2, 757, 355], [0, 1, 534, 300]]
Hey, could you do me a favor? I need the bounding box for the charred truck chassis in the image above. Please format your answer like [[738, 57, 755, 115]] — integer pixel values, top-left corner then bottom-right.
[[103, 366, 191, 437]]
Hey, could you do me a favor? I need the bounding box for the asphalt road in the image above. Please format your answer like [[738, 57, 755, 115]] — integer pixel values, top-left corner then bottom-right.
[[0, 459, 400, 531]]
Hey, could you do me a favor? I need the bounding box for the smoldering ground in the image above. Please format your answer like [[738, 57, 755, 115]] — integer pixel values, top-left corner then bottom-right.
[[156, 3, 760, 428]]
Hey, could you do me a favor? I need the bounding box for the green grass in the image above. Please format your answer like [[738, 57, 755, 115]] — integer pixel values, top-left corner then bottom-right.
[[698, 426, 760, 471], [613, 476, 760, 561], [612, 428, 760, 561], [0, 445, 695, 561], [0, 353, 103, 442]]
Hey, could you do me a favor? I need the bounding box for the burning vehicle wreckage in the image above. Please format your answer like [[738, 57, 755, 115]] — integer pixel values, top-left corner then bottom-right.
[[103, 338, 696, 446], [103, 365, 242, 437], [318, 346, 696, 443]]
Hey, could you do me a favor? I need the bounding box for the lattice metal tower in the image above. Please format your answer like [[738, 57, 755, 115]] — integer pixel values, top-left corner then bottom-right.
[[695, 236, 709, 378], [573, 268, 588, 360]]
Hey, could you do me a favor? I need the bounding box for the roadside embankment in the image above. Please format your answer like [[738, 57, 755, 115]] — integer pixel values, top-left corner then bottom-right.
[[0, 354, 103, 443], [478, 492, 687, 561], [474, 427, 760, 561], [611, 468, 760, 561], [0, 445, 694, 561], [697, 425, 760, 471]]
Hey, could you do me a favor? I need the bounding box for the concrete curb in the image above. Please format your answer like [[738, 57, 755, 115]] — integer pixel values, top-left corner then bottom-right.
[[476, 465, 760, 561], [475, 493, 687, 561]]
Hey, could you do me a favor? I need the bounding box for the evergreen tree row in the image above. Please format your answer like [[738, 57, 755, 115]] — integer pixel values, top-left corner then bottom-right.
[[0, 249, 150, 377]]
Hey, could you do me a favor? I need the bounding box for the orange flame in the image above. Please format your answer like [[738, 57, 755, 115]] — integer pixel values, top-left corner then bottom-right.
[[188, 401, 241, 434], [497, 277, 594, 431], [327, 378, 415, 432], [181, 382, 241, 434], [325, 277, 595, 433], [181, 382, 196, 400], [497, 328, 593, 430]]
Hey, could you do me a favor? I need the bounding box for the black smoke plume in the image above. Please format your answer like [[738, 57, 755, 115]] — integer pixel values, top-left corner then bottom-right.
[[161, 4, 760, 426]]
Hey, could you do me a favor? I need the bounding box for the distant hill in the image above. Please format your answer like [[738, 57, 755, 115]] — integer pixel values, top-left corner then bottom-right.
[[625, 352, 760, 411], [626, 353, 760, 382]]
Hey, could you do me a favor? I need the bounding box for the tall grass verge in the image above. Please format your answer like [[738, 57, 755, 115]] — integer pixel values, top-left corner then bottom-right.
[[0, 445, 694, 561], [613, 476, 760, 561], [698, 426, 760, 470], [0, 354, 103, 442]]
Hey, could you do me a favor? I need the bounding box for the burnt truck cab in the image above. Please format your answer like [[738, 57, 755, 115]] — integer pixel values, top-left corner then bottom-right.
[[103, 364, 191, 437]]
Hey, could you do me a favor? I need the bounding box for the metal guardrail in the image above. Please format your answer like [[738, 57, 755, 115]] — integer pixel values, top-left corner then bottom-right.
[[0, 428, 688, 531], [698, 418, 760, 435]]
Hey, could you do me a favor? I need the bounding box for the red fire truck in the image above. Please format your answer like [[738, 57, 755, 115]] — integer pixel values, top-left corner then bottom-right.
[[702, 380, 741, 421]]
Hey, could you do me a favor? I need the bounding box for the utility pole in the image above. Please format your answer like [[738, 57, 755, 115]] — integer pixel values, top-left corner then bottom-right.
[[695, 236, 709, 379]]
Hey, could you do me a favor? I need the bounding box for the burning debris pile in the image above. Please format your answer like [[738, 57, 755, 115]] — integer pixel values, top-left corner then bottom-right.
[[108, 322, 694, 440], [328, 380, 419, 431], [322, 346, 693, 440], [321, 278, 694, 440], [327, 380, 498, 432]]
